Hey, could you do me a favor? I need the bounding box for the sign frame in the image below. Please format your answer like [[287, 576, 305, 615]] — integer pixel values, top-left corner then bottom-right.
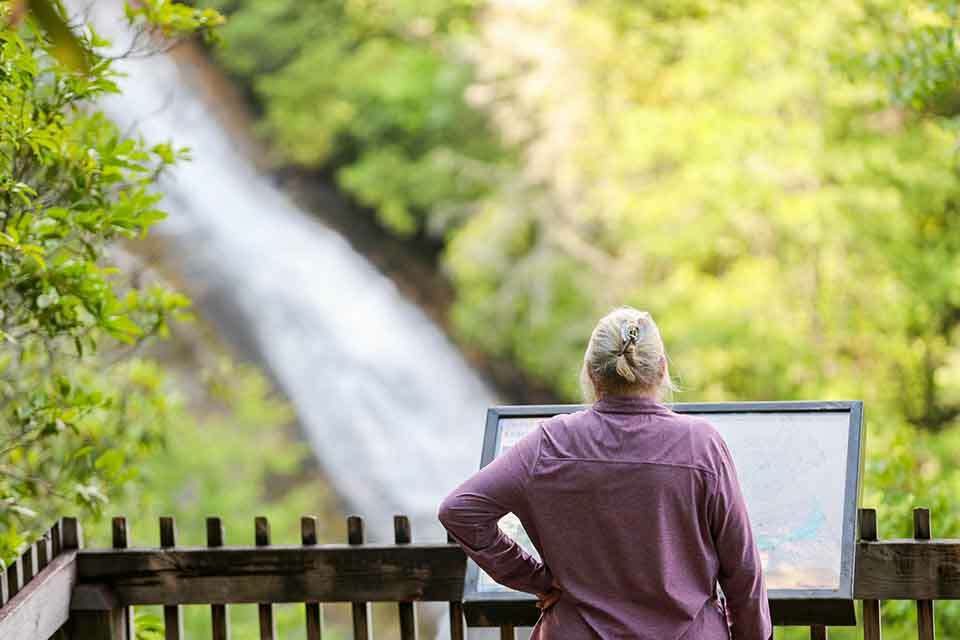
[[461, 400, 865, 627]]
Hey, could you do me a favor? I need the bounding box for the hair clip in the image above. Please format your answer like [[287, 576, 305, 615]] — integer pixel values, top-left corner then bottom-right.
[[619, 321, 644, 354]]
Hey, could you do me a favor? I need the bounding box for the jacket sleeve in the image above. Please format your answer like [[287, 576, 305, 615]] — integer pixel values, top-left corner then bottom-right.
[[707, 433, 773, 640], [437, 425, 553, 595]]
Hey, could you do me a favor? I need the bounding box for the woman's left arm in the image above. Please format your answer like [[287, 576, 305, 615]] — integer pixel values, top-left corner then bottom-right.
[[437, 426, 553, 596]]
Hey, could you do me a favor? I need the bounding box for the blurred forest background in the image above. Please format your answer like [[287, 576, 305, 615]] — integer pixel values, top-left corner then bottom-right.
[[4, 0, 960, 638]]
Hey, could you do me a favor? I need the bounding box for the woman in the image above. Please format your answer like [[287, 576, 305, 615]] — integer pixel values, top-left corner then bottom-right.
[[438, 307, 772, 639]]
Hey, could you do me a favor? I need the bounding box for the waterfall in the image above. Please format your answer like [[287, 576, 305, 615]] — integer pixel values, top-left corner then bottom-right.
[[74, 0, 498, 541]]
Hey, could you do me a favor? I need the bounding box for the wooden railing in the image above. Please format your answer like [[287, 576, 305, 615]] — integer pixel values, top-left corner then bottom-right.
[[0, 507, 954, 639]]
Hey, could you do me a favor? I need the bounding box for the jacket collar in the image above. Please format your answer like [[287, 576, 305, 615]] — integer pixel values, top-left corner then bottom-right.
[[592, 394, 672, 415]]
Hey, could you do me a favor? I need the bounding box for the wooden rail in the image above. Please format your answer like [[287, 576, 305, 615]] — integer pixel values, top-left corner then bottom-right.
[[0, 507, 955, 639], [0, 519, 75, 640]]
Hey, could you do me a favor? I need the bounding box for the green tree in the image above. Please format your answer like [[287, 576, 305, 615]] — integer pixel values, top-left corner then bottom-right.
[[858, 0, 960, 117], [845, 1, 960, 432], [200, 0, 505, 237], [0, 0, 222, 560]]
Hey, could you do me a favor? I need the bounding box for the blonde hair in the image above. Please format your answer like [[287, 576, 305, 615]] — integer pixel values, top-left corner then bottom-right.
[[579, 306, 676, 402]]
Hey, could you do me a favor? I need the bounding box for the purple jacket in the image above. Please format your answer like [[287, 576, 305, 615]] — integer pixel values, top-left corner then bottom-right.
[[438, 395, 772, 639]]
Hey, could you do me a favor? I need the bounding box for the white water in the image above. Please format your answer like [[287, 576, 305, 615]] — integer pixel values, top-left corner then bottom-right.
[[75, 1, 498, 541]]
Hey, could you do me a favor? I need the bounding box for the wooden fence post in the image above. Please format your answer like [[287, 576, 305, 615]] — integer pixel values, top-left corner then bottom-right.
[[394, 515, 418, 640], [52, 520, 62, 558], [348, 516, 372, 640], [255, 516, 276, 640], [915, 508, 935, 640], [860, 508, 882, 640], [301, 516, 323, 640], [208, 517, 231, 640], [21, 543, 36, 584], [112, 518, 134, 640], [160, 517, 182, 640], [65, 517, 128, 640], [6, 554, 22, 603], [446, 532, 465, 640], [37, 530, 51, 572]]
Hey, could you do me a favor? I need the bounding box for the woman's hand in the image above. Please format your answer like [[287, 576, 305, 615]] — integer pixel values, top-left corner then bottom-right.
[[536, 587, 563, 611]]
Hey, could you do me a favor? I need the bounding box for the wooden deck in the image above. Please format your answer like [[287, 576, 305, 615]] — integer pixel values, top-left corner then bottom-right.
[[0, 508, 952, 639]]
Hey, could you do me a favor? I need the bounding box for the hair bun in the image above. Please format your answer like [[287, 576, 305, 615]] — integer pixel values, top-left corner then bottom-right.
[[579, 306, 675, 403], [615, 352, 637, 382]]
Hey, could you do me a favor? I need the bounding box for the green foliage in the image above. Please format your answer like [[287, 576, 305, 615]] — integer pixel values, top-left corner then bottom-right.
[[853, 1, 960, 116], [124, 0, 225, 42], [445, 1, 960, 427], [0, 0, 222, 561], [198, 1, 960, 637], [200, 0, 503, 236]]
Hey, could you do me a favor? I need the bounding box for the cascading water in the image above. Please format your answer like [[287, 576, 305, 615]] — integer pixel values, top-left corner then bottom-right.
[[74, 0, 499, 541]]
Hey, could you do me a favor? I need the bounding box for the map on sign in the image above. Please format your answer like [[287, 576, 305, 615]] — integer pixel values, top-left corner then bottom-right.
[[476, 408, 856, 594], [714, 411, 849, 591]]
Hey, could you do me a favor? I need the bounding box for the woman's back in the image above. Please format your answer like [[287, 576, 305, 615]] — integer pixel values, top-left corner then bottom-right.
[[439, 395, 771, 639], [528, 396, 760, 638]]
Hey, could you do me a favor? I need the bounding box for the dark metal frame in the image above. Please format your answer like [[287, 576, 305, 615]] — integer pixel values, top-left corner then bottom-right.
[[462, 400, 865, 628]]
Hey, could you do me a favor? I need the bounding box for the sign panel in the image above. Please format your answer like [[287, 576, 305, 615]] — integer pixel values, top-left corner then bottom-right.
[[462, 401, 864, 627]]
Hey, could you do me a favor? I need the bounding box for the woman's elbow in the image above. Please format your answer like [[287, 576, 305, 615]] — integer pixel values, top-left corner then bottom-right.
[[437, 493, 460, 530]]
